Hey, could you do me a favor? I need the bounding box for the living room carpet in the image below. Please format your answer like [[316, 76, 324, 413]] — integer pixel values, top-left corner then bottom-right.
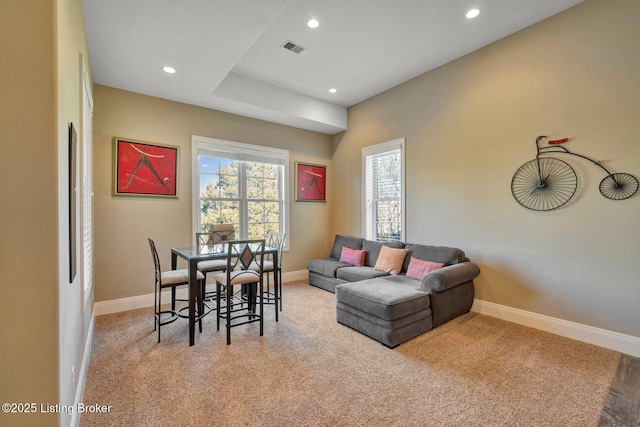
[[81, 281, 620, 426]]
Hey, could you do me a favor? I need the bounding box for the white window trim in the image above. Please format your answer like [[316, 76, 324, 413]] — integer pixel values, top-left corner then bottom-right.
[[191, 135, 290, 250], [362, 137, 406, 242]]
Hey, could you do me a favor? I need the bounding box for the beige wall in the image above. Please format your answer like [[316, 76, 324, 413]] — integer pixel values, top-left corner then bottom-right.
[[1, 0, 92, 426], [0, 1, 58, 425], [93, 85, 333, 302], [332, 0, 640, 338]]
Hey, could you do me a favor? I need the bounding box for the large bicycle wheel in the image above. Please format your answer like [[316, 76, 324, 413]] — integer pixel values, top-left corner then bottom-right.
[[511, 158, 577, 211], [599, 173, 639, 200]]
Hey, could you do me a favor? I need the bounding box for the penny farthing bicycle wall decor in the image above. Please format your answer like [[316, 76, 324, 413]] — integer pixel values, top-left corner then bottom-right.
[[511, 136, 638, 211]]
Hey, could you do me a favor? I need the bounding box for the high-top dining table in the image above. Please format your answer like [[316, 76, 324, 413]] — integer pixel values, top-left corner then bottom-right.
[[171, 244, 278, 346]]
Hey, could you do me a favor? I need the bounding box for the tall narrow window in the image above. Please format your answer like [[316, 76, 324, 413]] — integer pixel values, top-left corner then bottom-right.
[[192, 136, 288, 247], [81, 61, 94, 312], [362, 138, 405, 242]]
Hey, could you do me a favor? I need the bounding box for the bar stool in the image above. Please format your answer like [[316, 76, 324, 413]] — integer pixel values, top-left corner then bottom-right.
[[148, 238, 204, 342]]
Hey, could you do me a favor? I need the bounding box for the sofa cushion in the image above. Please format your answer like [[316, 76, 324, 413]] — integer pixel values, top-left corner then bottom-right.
[[336, 279, 430, 321], [381, 274, 422, 289], [336, 301, 431, 331], [374, 245, 408, 275], [336, 302, 433, 349], [336, 266, 390, 282], [330, 235, 365, 259], [362, 240, 404, 267], [339, 247, 366, 266], [405, 257, 444, 281], [309, 271, 347, 293], [307, 258, 351, 278], [402, 244, 464, 272]]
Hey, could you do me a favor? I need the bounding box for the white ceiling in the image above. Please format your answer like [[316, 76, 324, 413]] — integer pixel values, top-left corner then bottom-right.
[[82, 0, 584, 135]]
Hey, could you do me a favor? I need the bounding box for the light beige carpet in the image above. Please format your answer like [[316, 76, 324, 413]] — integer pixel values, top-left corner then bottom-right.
[[81, 281, 620, 426]]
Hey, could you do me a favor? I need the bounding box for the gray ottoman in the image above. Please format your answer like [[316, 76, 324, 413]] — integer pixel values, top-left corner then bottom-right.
[[335, 278, 433, 348]]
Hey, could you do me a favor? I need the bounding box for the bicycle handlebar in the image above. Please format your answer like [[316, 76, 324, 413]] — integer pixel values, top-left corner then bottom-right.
[[535, 135, 569, 148]]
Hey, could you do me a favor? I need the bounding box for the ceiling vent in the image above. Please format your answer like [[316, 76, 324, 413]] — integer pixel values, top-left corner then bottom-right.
[[282, 40, 305, 54]]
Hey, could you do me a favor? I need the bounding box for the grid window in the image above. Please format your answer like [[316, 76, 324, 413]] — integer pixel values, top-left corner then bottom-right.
[[193, 136, 288, 246]]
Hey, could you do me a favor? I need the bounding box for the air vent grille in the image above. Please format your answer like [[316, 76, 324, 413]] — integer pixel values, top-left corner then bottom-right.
[[282, 40, 305, 54]]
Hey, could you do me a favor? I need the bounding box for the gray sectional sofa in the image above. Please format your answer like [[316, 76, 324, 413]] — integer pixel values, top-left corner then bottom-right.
[[307, 235, 481, 348]]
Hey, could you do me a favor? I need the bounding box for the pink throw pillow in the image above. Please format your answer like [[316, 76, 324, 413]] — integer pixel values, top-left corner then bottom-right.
[[339, 247, 366, 267], [405, 257, 444, 281]]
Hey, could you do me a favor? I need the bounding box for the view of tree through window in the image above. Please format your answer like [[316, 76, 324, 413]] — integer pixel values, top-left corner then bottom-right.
[[199, 157, 282, 239], [371, 150, 401, 241], [363, 138, 404, 242]]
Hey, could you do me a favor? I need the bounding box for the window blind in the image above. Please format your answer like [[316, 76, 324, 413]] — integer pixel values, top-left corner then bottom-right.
[[197, 145, 285, 166], [81, 74, 93, 310]]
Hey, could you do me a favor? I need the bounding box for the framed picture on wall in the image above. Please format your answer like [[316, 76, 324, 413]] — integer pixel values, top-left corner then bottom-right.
[[69, 123, 77, 282], [295, 161, 326, 202], [113, 137, 178, 197]]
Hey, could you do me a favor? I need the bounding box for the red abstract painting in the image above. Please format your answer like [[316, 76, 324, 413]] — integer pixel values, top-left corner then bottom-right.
[[114, 138, 178, 197], [295, 162, 326, 202]]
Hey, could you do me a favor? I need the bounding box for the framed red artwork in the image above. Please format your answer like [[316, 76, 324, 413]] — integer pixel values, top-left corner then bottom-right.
[[113, 138, 178, 197], [295, 161, 326, 202]]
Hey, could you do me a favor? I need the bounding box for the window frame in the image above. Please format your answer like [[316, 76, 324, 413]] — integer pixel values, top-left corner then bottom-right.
[[192, 135, 289, 250], [362, 138, 406, 242]]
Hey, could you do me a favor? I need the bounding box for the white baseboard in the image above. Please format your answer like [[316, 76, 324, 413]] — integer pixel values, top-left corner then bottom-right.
[[94, 269, 309, 316], [472, 299, 640, 358], [70, 313, 94, 427], [282, 269, 308, 282]]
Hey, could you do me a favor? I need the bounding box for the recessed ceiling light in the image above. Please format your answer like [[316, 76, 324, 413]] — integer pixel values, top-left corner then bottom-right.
[[162, 66, 176, 74], [466, 8, 480, 19], [307, 18, 319, 29], [329, 88, 337, 93]]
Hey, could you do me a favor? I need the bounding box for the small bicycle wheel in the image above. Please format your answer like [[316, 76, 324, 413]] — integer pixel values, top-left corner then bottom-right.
[[599, 173, 639, 200], [511, 157, 578, 211]]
